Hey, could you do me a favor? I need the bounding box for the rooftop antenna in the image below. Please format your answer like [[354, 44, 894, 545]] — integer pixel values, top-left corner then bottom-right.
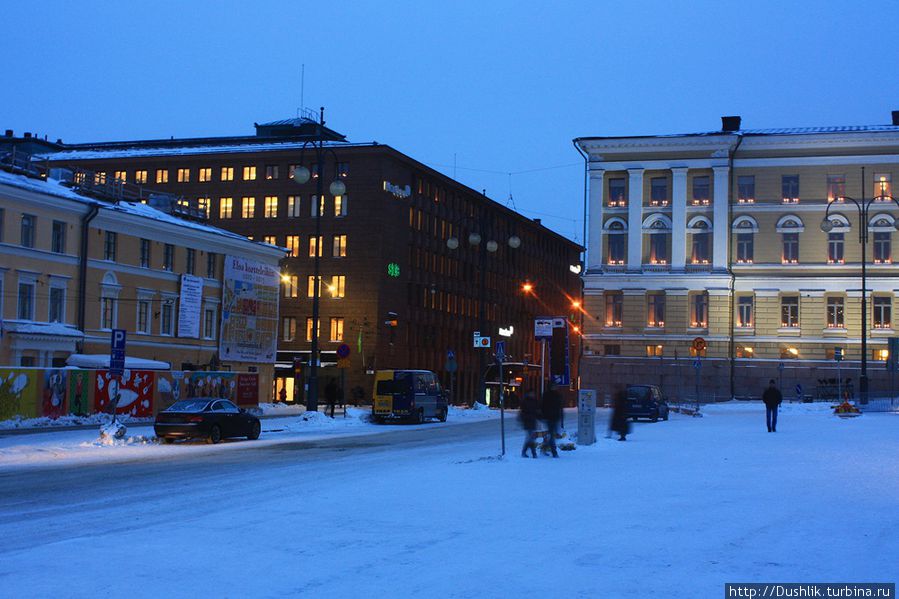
[[506, 172, 517, 210]]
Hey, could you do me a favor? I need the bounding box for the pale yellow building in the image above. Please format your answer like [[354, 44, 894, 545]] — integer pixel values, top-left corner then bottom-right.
[[0, 164, 284, 395], [575, 114, 899, 400]]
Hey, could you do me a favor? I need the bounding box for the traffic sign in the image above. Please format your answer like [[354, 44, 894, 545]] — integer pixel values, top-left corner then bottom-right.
[[693, 358, 702, 371], [336, 343, 351, 359], [778, 362, 785, 372], [795, 383, 803, 398], [109, 329, 127, 376], [495, 341, 506, 363], [692, 337, 706, 352], [473, 332, 491, 348], [834, 347, 843, 362], [534, 318, 553, 341], [337, 357, 350, 369], [447, 350, 455, 361]]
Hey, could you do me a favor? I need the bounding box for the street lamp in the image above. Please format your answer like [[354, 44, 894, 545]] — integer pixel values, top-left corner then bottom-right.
[[820, 192, 899, 404], [291, 107, 345, 412]]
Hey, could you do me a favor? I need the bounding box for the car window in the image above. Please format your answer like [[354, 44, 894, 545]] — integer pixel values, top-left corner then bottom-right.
[[220, 400, 240, 413], [211, 401, 228, 412], [166, 399, 211, 412], [414, 374, 427, 393]]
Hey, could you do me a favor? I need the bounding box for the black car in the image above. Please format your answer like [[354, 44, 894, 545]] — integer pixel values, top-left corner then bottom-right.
[[155, 398, 261, 444], [625, 385, 670, 422]]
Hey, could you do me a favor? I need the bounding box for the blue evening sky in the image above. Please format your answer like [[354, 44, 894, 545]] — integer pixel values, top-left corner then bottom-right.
[[3, 0, 897, 243]]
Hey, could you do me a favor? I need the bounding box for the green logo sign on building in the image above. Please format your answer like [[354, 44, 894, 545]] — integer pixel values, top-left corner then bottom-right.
[[387, 262, 400, 277]]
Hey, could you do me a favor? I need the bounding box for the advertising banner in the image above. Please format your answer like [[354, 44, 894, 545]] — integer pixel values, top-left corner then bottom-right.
[[220, 256, 279, 363], [177, 274, 204, 338]]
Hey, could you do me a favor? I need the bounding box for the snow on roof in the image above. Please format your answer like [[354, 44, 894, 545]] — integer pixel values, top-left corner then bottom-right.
[[1, 320, 84, 338], [584, 124, 899, 141], [40, 140, 373, 161], [66, 354, 171, 370]]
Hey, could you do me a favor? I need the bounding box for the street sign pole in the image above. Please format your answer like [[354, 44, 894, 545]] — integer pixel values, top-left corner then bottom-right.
[[495, 341, 506, 456]]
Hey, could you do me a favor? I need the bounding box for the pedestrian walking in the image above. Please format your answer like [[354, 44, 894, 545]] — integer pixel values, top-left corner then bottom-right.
[[762, 379, 783, 432], [519, 390, 539, 458], [325, 378, 339, 418], [278, 386, 287, 403], [610, 390, 630, 441], [541, 381, 563, 458]]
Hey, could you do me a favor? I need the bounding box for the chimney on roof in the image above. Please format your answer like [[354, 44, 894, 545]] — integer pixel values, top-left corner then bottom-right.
[[23, 131, 31, 139], [533, 218, 542, 225], [892, 111, 899, 126], [4, 129, 12, 137], [56, 138, 63, 144], [721, 116, 741, 132]]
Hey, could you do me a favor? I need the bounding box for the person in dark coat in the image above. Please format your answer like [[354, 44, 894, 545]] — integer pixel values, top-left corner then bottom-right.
[[610, 390, 630, 441], [541, 382, 563, 458], [519, 390, 539, 458], [762, 379, 783, 432], [324, 378, 339, 418]]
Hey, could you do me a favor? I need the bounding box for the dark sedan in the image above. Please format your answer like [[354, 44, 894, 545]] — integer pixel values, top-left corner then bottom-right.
[[155, 398, 261, 444]]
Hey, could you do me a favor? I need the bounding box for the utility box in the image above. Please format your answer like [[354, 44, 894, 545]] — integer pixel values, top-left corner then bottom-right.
[[577, 389, 597, 445]]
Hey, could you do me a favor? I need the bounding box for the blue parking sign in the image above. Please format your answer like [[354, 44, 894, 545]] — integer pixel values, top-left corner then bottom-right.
[[109, 329, 127, 376]]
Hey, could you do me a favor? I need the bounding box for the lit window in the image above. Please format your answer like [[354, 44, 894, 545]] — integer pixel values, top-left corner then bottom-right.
[[242, 166, 257, 181], [156, 169, 169, 184], [781, 296, 799, 328], [874, 173, 892, 199], [134, 170, 148, 184], [691, 176, 710, 205], [337, 162, 349, 178], [649, 177, 668, 206], [737, 296, 754, 328], [690, 293, 708, 328], [219, 197, 233, 219], [330, 317, 344, 342], [736, 233, 754, 263], [265, 165, 279, 180], [305, 318, 320, 342], [282, 317, 297, 341], [873, 296, 892, 329], [199, 167, 212, 182], [782, 233, 799, 263], [242, 197, 255, 219], [95, 172, 107, 185], [287, 196, 301, 217], [737, 176, 754, 203], [286, 236, 300, 257], [307, 275, 322, 298], [781, 175, 799, 203], [608, 178, 626, 207], [263, 235, 277, 245], [647, 293, 665, 328], [264, 196, 278, 218], [311, 195, 325, 217], [645, 344, 663, 357], [780, 346, 799, 359], [114, 170, 127, 183], [875, 348, 890, 361], [334, 195, 347, 217], [308, 235, 323, 257], [332, 234, 347, 257], [283, 275, 298, 298], [736, 346, 754, 358], [607, 226, 625, 264], [828, 233, 844, 264], [221, 167, 234, 181], [826, 296, 845, 328], [177, 168, 190, 183], [827, 175, 845, 202], [329, 275, 346, 298], [873, 232, 891, 263], [605, 292, 622, 327], [198, 197, 210, 218]]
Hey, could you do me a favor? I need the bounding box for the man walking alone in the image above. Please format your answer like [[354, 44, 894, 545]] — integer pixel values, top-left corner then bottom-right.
[[762, 379, 783, 433]]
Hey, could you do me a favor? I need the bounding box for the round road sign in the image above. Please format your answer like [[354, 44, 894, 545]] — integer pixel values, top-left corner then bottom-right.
[[336, 343, 351, 359], [692, 337, 707, 352]]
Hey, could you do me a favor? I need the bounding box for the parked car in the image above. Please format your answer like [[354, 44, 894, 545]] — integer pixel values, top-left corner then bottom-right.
[[372, 369, 448, 423], [625, 385, 669, 422], [155, 398, 261, 444]]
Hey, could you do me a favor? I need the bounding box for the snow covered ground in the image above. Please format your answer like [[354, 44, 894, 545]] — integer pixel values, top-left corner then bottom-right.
[[1, 402, 897, 598]]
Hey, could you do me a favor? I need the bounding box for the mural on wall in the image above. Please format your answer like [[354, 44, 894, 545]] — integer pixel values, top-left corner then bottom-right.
[[0, 369, 39, 420], [156, 372, 183, 412], [157, 371, 259, 407], [41, 370, 68, 419], [68, 370, 90, 416], [95, 370, 155, 418]]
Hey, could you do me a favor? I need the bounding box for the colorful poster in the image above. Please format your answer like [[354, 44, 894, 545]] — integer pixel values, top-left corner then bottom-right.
[[156, 371, 184, 411], [41, 370, 68, 419], [236, 374, 259, 405], [220, 255, 279, 363], [95, 370, 155, 417], [0, 369, 38, 419], [177, 274, 204, 338], [68, 370, 91, 416]]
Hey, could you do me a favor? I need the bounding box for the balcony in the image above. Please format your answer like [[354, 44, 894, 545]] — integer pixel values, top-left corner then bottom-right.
[[685, 263, 711, 272], [643, 263, 669, 272]]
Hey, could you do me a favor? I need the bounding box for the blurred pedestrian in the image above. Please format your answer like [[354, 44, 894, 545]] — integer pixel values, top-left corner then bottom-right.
[[325, 378, 338, 418], [519, 390, 539, 458], [762, 379, 782, 432], [541, 381, 563, 458], [610, 390, 630, 441], [506, 387, 520, 410]]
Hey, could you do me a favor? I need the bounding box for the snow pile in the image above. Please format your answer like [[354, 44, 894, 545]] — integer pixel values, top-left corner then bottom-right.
[[98, 419, 127, 441], [87, 433, 157, 448], [255, 402, 303, 416], [0, 414, 153, 430]]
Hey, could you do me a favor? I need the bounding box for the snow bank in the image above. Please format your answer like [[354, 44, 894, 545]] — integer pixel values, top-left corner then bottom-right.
[[0, 413, 153, 430]]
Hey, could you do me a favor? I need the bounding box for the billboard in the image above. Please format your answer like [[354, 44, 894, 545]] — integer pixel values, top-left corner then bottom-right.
[[220, 255, 279, 363]]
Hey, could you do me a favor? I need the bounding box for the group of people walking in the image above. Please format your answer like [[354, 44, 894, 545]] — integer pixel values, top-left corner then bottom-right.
[[518, 382, 563, 458]]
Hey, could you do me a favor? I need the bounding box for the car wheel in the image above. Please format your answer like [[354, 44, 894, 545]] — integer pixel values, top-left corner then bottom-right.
[[207, 425, 222, 444], [438, 408, 447, 422], [247, 420, 261, 440], [162, 437, 175, 445]]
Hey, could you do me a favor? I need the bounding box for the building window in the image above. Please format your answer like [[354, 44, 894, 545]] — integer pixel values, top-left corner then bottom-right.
[[649, 177, 668, 206], [828, 233, 844, 263], [264, 196, 278, 218], [311, 195, 326, 216], [288, 164, 301, 180], [781, 296, 799, 328], [334, 195, 347, 216], [177, 168, 190, 183], [134, 170, 148, 184], [156, 169, 169, 184], [305, 318, 320, 342], [263, 235, 277, 245], [646, 344, 664, 357], [826, 296, 845, 328], [308, 235, 323, 257], [203, 307, 216, 339], [873, 232, 891, 263], [647, 293, 665, 328], [265, 165, 279, 180], [51, 220, 66, 254], [104, 231, 117, 261], [874, 173, 892, 199], [605, 293, 623, 327], [736, 346, 754, 359], [114, 170, 127, 183], [242, 165, 257, 181], [337, 162, 349, 178], [873, 296, 892, 329], [827, 175, 845, 202], [186, 248, 196, 275], [163, 244, 174, 271], [607, 232, 625, 264], [604, 344, 621, 356], [221, 167, 234, 181], [198, 197, 210, 218], [782, 175, 799, 203], [328, 275, 346, 298], [286, 235, 301, 257], [329, 317, 344, 342], [737, 175, 755, 203], [17, 282, 35, 320], [140, 238, 151, 268], [21, 214, 35, 248], [137, 300, 150, 334], [782, 233, 799, 263], [608, 178, 626, 207], [307, 275, 321, 298], [197, 167, 212, 182], [736, 233, 754, 263], [287, 196, 301, 217], [242, 197, 255, 218], [649, 233, 669, 265], [332, 234, 347, 257], [49, 286, 65, 323], [690, 293, 708, 328], [219, 197, 233, 219], [282, 317, 297, 341], [737, 296, 754, 328], [101, 296, 117, 329], [692, 176, 710, 205], [691, 232, 710, 264], [160, 302, 174, 336], [206, 252, 217, 278], [284, 275, 298, 298]]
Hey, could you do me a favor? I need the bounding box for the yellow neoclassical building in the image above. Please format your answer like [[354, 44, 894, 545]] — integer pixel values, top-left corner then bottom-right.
[[575, 113, 899, 401]]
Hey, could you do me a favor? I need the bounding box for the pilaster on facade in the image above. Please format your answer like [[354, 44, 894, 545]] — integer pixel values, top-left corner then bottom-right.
[[712, 166, 730, 270], [626, 168, 644, 271], [587, 168, 604, 272], [670, 167, 689, 270]]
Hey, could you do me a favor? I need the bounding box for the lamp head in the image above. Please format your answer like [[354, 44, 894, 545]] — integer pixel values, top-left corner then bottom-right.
[[446, 237, 460, 250], [508, 235, 521, 249], [468, 232, 482, 246], [292, 166, 311, 184], [486, 240, 498, 253], [329, 179, 347, 196], [820, 219, 834, 233]]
